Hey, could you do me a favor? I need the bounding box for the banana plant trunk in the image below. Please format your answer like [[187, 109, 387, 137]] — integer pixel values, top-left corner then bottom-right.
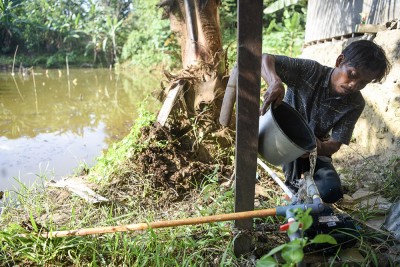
[[157, 0, 227, 121], [159, 0, 223, 68]]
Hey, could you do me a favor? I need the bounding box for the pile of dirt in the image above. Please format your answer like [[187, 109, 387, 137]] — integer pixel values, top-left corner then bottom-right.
[[99, 123, 233, 211], [136, 125, 213, 193]]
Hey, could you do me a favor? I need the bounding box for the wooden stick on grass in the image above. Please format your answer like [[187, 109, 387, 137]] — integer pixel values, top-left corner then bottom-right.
[[42, 208, 277, 238]]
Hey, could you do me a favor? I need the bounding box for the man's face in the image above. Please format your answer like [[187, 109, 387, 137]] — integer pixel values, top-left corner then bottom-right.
[[331, 55, 378, 96]]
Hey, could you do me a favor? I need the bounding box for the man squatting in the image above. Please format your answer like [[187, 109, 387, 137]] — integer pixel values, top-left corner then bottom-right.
[[260, 40, 391, 203]]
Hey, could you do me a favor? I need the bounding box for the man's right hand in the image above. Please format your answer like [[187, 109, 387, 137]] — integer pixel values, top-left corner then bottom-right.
[[260, 79, 285, 115], [260, 54, 286, 115]]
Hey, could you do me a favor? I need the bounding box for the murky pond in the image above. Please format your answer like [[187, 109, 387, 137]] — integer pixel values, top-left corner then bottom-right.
[[0, 68, 161, 191]]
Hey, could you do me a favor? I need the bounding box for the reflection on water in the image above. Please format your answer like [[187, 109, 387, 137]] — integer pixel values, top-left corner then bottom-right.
[[0, 68, 160, 191]]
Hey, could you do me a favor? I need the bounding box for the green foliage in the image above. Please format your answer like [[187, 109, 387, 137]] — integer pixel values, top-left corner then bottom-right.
[[0, 0, 24, 53], [257, 208, 337, 267], [221, 0, 307, 59], [45, 53, 65, 68], [219, 0, 237, 68], [18, 0, 86, 53], [1, 0, 308, 68], [0, 0, 134, 67], [121, 0, 179, 68], [263, 8, 305, 57], [220, 0, 307, 70]]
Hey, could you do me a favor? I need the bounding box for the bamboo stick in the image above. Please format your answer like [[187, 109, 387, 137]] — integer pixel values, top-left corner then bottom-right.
[[32, 68, 39, 114], [12, 75, 24, 101], [11, 45, 18, 76], [42, 208, 277, 238], [66, 55, 71, 98]]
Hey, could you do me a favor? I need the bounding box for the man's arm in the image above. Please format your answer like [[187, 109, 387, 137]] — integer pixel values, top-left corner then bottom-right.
[[260, 54, 285, 115], [317, 138, 342, 156]]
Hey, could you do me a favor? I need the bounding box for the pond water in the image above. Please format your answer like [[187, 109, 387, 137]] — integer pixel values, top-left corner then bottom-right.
[[0, 68, 161, 191]]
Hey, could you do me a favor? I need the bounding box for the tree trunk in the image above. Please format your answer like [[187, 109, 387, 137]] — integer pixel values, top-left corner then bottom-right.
[[157, 0, 231, 161], [159, 0, 223, 68], [158, 0, 227, 115]]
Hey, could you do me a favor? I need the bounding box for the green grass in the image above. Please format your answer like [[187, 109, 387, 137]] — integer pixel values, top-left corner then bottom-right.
[[0, 171, 239, 266], [0, 224, 233, 266], [379, 157, 400, 202], [0, 110, 242, 265]]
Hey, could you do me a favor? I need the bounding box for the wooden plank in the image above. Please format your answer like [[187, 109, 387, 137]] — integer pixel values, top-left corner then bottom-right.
[[156, 81, 184, 126], [234, 0, 263, 257], [355, 24, 387, 33], [305, 0, 400, 42]]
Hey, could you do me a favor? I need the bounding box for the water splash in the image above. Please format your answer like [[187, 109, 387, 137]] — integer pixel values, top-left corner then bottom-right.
[[309, 147, 318, 178]]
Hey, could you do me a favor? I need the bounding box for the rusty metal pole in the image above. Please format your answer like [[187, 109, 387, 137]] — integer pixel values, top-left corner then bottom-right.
[[234, 0, 263, 257]]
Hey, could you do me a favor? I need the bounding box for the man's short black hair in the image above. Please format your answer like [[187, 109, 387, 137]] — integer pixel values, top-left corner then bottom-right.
[[342, 40, 391, 82]]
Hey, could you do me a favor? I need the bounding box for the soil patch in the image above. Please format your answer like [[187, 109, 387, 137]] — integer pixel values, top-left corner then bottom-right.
[[98, 124, 233, 211]]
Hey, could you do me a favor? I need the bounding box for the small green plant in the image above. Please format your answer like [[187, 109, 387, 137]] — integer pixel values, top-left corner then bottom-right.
[[257, 208, 337, 266]]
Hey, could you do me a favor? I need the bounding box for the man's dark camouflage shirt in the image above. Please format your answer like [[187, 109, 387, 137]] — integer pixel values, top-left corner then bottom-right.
[[274, 55, 365, 145]]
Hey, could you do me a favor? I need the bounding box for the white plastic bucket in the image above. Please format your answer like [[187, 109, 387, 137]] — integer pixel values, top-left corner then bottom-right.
[[258, 102, 316, 165]]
